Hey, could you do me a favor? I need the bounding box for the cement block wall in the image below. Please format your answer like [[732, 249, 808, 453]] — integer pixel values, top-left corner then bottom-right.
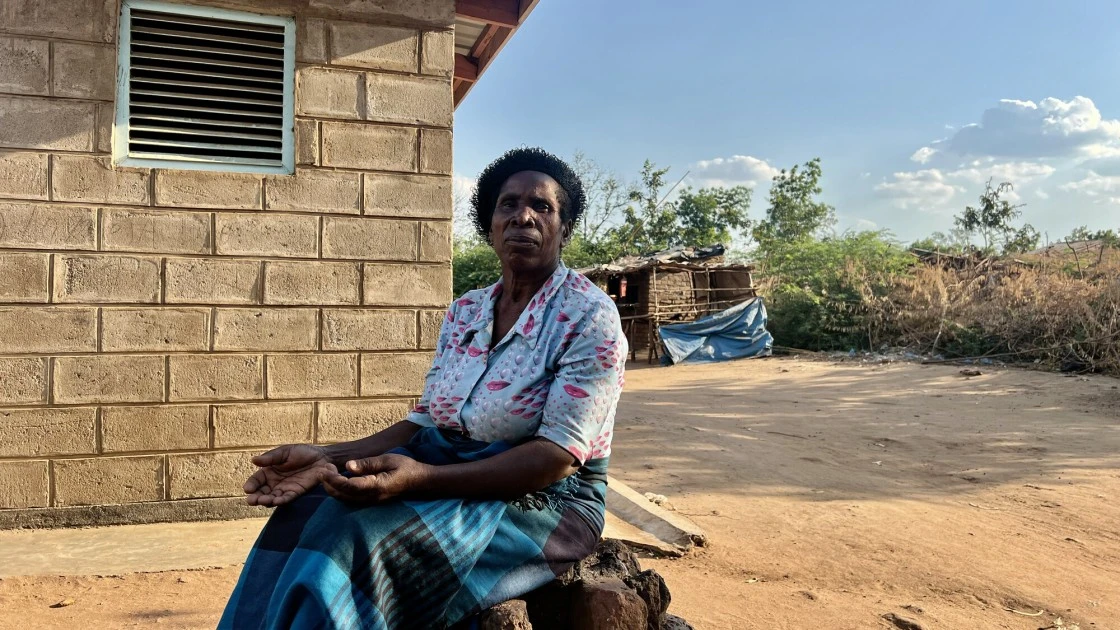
[[0, 0, 455, 525]]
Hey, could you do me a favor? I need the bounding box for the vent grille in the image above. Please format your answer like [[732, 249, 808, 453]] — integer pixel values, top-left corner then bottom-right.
[[117, 2, 294, 172]]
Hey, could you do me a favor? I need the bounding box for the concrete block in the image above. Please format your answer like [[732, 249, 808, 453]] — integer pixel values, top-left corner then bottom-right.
[[363, 263, 450, 306], [213, 307, 318, 351], [0, 151, 48, 200], [321, 122, 417, 171], [360, 352, 432, 396], [101, 307, 211, 352], [52, 42, 115, 100], [316, 400, 409, 442], [213, 402, 312, 447], [54, 456, 164, 507], [96, 103, 113, 153], [101, 405, 209, 453], [322, 216, 417, 260], [165, 258, 262, 305], [0, 307, 97, 353], [266, 354, 358, 399], [155, 170, 262, 210], [296, 67, 361, 119], [296, 17, 327, 63], [0, 97, 96, 151], [0, 407, 96, 457], [308, 0, 454, 27], [169, 451, 257, 500], [263, 260, 360, 305], [215, 213, 318, 258], [0, 36, 49, 95], [265, 169, 361, 214], [101, 208, 211, 255], [606, 475, 708, 551], [328, 22, 418, 72], [0, 201, 97, 250], [419, 128, 453, 175], [364, 173, 452, 219], [295, 119, 319, 166], [53, 254, 162, 303], [419, 309, 445, 349], [420, 220, 452, 262], [365, 73, 451, 127], [0, 460, 49, 509], [0, 357, 47, 404], [0, 0, 117, 43], [169, 354, 263, 402], [52, 155, 151, 205], [0, 252, 49, 303], [420, 30, 454, 78], [53, 355, 166, 404], [321, 308, 416, 351]]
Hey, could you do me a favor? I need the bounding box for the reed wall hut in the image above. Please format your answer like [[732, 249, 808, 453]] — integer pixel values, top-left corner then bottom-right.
[[579, 246, 757, 363]]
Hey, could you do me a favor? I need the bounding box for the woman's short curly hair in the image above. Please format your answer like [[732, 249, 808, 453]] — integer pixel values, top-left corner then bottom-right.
[[470, 147, 586, 241]]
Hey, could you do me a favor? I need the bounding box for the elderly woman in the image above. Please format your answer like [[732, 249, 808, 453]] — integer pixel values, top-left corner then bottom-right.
[[219, 148, 627, 629]]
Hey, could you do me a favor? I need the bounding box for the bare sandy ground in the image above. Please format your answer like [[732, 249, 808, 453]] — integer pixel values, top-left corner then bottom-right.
[[2, 357, 1118, 629]]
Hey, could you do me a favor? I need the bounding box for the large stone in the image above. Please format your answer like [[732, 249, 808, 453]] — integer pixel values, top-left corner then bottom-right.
[[296, 67, 361, 119], [52, 155, 150, 205], [53, 355, 166, 404], [364, 173, 451, 219], [0, 357, 46, 404], [0, 252, 49, 303], [0, 151, 48, 199], [101, 307, 211, 352], [213, 308, 318, 351], [321, 122, 417, 171], [322, 309, 416, 351], [0, 407, 96, 457], [316, 400, 410, 442], [625, 570, 671, 630], [420, 30, 454, 78], [328, 22, 418, 72], [661, 615, 695, 630], [101, 208, 211, 255], [165, 258, 262, 305], [0, 97, 96, 151], [360, 352, 432, 396], [0, 37, 49, 95], [53, 456, 164, 507], [169, 354, 264, 402], [0, 202, 96, 250], [168, 451, 257, 500], [53, 254, 162, 304], [155, 170, 262, 210], [363, 263, 450, 306], [570, 579, 647, 630], [265, 169, 361, 214], [101, 405, 209, 453], [0, 307, 97, 354], [264, 261, 361, 306], [266, 354, 358, 399], [322, 216, 418, 260], [365, 73, 452, 127], [0, 460, 49, 509], [215, 212, 318, 258], [480, 599, 532, 630], [0, 0, 117, 42], [52, 42, 115, 99]]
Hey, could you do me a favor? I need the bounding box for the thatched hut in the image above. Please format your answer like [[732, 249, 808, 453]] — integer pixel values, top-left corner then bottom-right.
[[578, 245, 757, 363]]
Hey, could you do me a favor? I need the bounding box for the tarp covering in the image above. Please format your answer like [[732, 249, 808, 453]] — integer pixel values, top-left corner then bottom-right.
[[658, 297, 773, 365]]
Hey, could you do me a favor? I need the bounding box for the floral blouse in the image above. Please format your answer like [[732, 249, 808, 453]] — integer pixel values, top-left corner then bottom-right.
[[406, 263, 627, 464]]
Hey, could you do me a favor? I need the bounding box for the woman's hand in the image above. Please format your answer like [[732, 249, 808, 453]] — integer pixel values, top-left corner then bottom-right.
[[244, 444, 336, 507], [321, 454, 433, 505]]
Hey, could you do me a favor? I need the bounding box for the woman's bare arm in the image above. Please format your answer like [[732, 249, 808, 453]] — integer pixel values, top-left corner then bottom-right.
[[321, 421, 422, 469]]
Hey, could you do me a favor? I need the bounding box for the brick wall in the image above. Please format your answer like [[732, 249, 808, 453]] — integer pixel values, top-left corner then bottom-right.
[[0, 0, 454, 521]]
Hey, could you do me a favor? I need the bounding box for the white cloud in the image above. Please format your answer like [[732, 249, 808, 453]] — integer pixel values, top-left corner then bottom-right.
[[452, 173, 477, 204], [1059, 171, 1120, 204], [874, 169, 963, 211], [946, 161, 1056, 185], [689, 155, 781, 188], [910, 146, 938, 164], [928, 96, 1120, 159], [1035, 188, 1050, 200]]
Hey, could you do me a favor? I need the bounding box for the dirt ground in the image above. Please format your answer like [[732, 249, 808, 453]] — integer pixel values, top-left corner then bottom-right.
[[2, 356, 1118, 629]]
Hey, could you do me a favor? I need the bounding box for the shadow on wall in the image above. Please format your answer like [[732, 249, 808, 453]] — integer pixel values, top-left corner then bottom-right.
[[610, 358, 1120, 502]]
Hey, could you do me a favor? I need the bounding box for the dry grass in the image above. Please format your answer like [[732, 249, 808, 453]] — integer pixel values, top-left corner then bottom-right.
[[876, 257, 1120, 373]]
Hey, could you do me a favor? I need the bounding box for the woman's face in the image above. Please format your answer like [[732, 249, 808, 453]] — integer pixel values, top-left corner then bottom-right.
[[490, 170, 571, 274]]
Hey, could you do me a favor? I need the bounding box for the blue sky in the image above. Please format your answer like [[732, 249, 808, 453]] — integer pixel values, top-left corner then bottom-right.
[[453, 0, 1120, 244]]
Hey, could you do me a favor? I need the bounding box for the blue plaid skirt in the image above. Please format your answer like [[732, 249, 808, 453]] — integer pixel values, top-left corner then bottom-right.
[[219, 428, 608, 629]]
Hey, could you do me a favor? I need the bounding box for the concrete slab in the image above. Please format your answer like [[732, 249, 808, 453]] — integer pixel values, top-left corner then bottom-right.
[[0, 480, 704, 576]]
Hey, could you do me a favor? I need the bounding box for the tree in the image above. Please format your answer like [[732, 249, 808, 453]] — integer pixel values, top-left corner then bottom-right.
[[1066, 225, 1120, 248], [610, 160, 679, 255], [673, 185, 753, 248], [910, 228, 972, 254], [753, 158, 836, 254], [953, 179, 1039, 254]]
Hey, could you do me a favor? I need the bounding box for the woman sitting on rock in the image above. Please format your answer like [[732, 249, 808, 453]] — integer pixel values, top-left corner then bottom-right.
[[219, 147, 627, 629]]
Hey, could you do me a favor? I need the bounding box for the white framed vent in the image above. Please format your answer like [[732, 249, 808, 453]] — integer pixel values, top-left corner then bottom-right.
[[114, 0, 295, 174]]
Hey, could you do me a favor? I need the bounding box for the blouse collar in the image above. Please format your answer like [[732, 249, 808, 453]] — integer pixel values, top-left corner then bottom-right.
[[460, 262, 570, 351]]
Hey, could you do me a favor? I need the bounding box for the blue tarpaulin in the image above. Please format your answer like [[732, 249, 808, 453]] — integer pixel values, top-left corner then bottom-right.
[[658, 297, 774, 365]]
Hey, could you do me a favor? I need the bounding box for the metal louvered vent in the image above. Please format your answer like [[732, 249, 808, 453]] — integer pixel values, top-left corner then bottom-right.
[[114, 1, 294, 173]]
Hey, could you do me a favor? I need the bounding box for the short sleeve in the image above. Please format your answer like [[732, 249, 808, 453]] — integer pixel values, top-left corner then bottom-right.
[[405, 301, 458, 428], [537, 301, 627, 464]]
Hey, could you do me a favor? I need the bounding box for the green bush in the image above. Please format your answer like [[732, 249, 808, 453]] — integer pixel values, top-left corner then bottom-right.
[[760, 231, 915, 351]]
